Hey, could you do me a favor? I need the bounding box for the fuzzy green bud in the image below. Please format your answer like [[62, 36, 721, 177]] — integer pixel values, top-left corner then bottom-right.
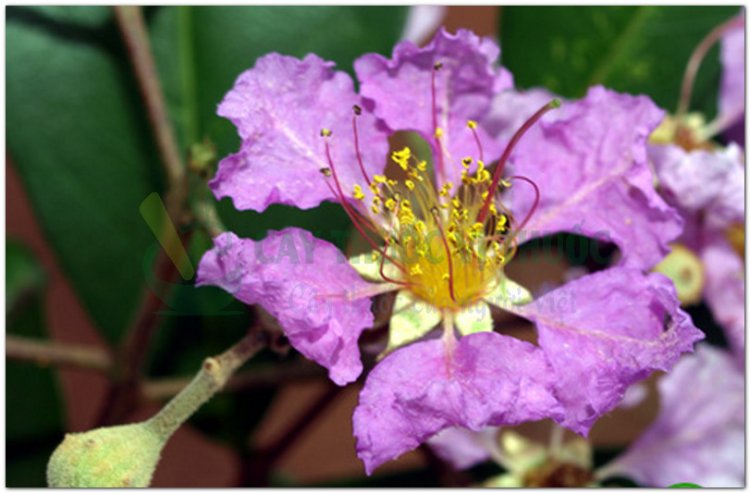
[[47, 422, 166, 487]]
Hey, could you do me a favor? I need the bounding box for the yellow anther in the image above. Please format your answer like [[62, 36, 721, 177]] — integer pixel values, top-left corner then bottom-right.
[[369, 182, 380, 195], [319, 167, 332, 177], [374, 174, 387, 184], [434, 127, 444, 139], [477, 169, 491, 182], [501, 179, 512, 188], [387, 179, 397, 186], [371, 204, 381, 214], [385, 198, 397, 211], [401, 199, 412, 210], [372, 196, 382, 206], [467, 120, 478, 129], [451, 197, 461, 209], [320, 128, 332, 137], [405, 180, 416, 190], [353, 184, 365, 200], [472, 222, 484, 234], [447, 231, 459, 244], [392, 147, 412, 170], [417, 160, 427, 171], [481, 190, 489, 200], [410, 264, 423, 276], [415, 220, 426, 234], [461, 157, 473, 169], [441, 273, 450, 281], [498, 214, 508, 226]]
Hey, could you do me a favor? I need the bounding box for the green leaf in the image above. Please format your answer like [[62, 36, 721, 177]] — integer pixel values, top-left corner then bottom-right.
[[7, 7, 165, 343], [7, 6, 408, 344], [6, 241, 66, 486], [500, 6, 739, 117], [6, 239, 46, 315]]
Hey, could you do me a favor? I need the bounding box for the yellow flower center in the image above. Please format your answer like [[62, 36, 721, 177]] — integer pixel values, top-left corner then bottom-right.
[[356, 143, 517, 310]]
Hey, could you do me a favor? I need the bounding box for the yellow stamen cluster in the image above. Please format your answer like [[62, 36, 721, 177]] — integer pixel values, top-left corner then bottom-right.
[[349, 140, 517, 310]]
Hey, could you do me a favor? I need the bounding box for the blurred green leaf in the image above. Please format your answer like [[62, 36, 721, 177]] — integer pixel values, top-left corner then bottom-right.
[[7, 6, 408, 346], [7, 6, 164, 343], [6, 241, 65, 486], [7, 239, 46, 315], [500, 6, 739, 117]]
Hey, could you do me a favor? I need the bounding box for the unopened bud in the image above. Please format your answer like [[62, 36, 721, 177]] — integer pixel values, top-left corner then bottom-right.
[[47, 422, 166, 487]]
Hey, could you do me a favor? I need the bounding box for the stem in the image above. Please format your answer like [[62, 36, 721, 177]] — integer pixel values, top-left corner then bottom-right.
[[6, 335, 112, 372], [98, 6, 191, 426], [146, 328, 267, 440], [142, 360, 326, 401], [114, 6, 186, 199], [675, 14, 744, 119]]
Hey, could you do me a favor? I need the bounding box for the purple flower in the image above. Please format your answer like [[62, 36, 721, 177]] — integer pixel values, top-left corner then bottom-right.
[[423, 344, 744, 487], [649, 127, 745, 364], [602, 344, 744, 487], [197, 28, 701, 474]]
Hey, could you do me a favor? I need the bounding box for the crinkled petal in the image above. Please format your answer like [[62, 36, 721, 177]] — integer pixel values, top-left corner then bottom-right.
[[353, 331, 561, 474], [603, 345, 744, 487], [702, 239, 745, 363], [427, 426, 498, 470], [512, 267, 704, 435], [455, 301, 493, 335], [197, 229, 374, 385], [719, 12, 745, 143], [355, 28, 511, 186], [212, 53, 389, 212], [650, 142, 744, 233], [505, 86, 681, 270]]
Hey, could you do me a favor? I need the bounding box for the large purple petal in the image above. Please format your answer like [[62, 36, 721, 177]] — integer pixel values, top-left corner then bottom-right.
[[355, 28, 512, 186], [513, 267, 704, 435], [603, 345, 744, 487], [212, 53, 389, 212], [702, 239, 745, 363], [353, 332, 561, 474], [505, 86, 681, 270], [197, 229, 374, 385]]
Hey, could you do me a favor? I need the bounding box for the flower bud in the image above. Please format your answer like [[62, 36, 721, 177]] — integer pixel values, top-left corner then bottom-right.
[[47, 422, 166, 487]]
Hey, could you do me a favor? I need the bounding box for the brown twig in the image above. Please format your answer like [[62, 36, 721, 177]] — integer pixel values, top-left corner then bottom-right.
[[114, 6, 186, 204], [143, 359, 327, 401], [244, 384, 342, 485], [6, 335, 112, 372], [94, 6, 192, 427]]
